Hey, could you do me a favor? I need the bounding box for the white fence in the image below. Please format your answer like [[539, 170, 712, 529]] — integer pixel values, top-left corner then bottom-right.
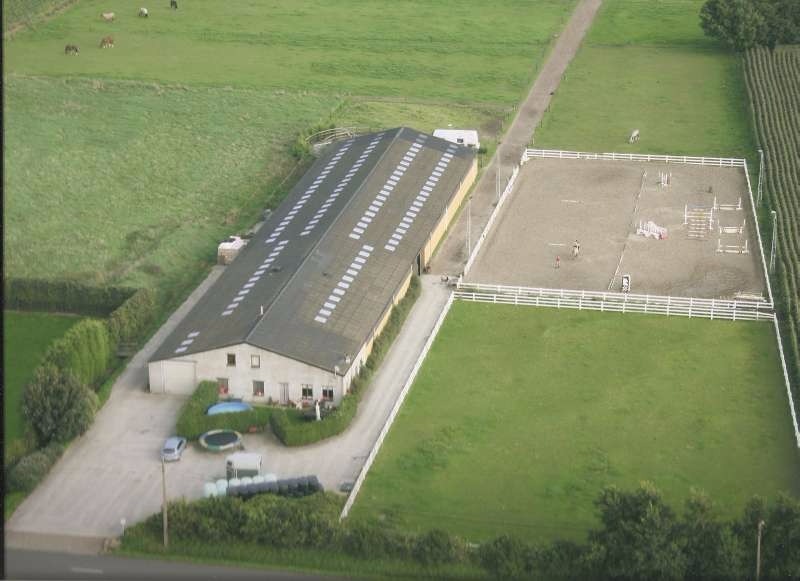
[[524, 148, 746, 167], [455, 283, 775, 322], [463, 164, 520, 276], [340, 293, 455, 520]]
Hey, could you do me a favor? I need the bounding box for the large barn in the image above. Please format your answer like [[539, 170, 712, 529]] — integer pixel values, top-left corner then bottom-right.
[[148, 127, 477, 405]]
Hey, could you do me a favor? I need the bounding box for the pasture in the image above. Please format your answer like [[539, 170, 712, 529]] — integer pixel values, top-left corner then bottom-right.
[[351, 302, 800, 542], [3, 311, 83, 445], [534, 0, 756, 159], [4, 0, 575, 104], [3, 0, 572, 297]]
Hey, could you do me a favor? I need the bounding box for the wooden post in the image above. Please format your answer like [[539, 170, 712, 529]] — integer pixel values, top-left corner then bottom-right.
[[756, 520, 765, 581], [162, 459, 169, 549]]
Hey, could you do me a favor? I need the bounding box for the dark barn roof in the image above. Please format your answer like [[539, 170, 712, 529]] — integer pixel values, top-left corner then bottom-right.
[[151, 127, 474, 372]]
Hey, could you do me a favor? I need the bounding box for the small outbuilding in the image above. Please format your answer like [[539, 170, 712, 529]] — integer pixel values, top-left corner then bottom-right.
[[433, 129, 480, 150]]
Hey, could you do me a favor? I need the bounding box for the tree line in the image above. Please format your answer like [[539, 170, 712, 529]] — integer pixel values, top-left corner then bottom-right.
[[701, 0, 800, 50]]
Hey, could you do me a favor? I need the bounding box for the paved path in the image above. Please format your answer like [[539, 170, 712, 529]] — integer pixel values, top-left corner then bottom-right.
[[5, 275, 450, 551], [430, 0, 603, 276]]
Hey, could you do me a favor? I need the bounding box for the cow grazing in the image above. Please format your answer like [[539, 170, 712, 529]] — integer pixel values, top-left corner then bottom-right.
[[101, 11, 115, 22], [139, 7, 149, 17], [628, 129, 640, 144], [64, 44, 80, 55], [100, 35, 114, 48], [170, 0, 177, 9]]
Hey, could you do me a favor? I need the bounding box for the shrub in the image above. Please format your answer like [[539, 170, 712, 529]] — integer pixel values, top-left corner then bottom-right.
[[22, 365, 98, 446], [241, 492, 341, 548], [7, 442, 65, 492], [479, 534, 531, 579], [4, 278, 133, 316], [175, 381, 274, 440], [413, 529, 461, 566], [342, 520, 413, 560], [271, 276, 420, 446], [40, 319, 113, 389], [107, 287, 158, 346], [5, 436, 36, 470]]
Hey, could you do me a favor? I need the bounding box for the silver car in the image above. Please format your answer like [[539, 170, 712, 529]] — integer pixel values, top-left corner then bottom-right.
[[161, 437, 187, 462]]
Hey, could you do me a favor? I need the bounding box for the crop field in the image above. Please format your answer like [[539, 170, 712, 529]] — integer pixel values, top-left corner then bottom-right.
[[351, 302, 800, 542], [534, 0, 756, 159], [3, 311, 83, 445], [744, 46, 800, 395], [3, 0, 572, 298]]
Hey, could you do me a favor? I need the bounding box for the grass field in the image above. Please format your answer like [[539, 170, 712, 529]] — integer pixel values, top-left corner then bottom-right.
[[351, 302, 800, 542], [4, 0, 574, 104], [3, 311, 83, 444], [535, 0, 756, 159], [3, 0, 570, 296]]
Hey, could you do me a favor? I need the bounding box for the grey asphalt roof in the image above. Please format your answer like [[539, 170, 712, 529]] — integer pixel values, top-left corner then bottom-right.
[[151, 128, 475, 373]]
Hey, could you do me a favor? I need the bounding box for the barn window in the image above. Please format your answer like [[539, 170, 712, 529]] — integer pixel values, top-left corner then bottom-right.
[[301, 384, 313, 400], [322, 387, 334, 401], [217, 378, 229, 395], [253, 381, 264, 397], [227, 353, 236, 367], [251, 355, 260, 368]]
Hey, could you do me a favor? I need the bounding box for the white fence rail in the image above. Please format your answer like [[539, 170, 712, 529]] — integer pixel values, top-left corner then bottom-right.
[[455, 283, 775, 322], [340, 292, 455, 520], [463, 164, 520, 276], [524, 148, 746, 167]]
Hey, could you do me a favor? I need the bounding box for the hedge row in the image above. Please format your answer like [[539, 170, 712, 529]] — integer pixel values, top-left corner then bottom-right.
[[5, 278, 134, 316], [271, 275, 421, 446], [40, 319, 113, 389], [175, 381, 274, 440], [108, 287, 157, 345], [138, 493, 464, 566], [7, 442, 65, 493]]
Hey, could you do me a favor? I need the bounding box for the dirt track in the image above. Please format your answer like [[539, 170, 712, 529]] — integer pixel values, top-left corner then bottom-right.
[[430, 0, 604, 275]]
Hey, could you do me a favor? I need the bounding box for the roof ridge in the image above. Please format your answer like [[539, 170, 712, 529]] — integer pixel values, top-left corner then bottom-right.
[[243, 127, 403, 346]]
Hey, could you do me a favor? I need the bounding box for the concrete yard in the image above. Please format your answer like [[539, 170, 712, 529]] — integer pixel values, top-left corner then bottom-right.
[[467, 157, 766, 298]]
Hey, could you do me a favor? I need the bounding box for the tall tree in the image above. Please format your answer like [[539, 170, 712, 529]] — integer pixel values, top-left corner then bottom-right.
[[700, 0, 765, 50], [681, 490, 745, 579], [586, 482, 687, 580], [22, 364, 98, 445]]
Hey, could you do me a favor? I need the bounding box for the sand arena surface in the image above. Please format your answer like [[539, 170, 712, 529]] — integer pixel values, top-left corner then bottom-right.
[[467, 157, 766, 299]]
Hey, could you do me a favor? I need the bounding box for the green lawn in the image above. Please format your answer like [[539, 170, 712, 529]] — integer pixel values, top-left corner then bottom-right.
[[3, 311, 82, 444], [4, 0, 575, 104], [535, 0, 756, 159], [351, 303, 800, 542]]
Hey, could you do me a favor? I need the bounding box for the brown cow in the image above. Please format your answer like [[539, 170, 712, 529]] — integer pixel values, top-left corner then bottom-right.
[[64, 44, 80, 55], [100, 35, 114, 48]]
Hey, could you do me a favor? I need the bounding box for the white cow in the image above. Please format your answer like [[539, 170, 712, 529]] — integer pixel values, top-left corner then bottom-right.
[[101, 11, 115, 22], [139, 7, 149, 17], [629, 129, 640, 143]]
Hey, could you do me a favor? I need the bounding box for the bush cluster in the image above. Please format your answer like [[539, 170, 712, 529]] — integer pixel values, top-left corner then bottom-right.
[[175, 381, 273, 440], [7, 442, 65, 493], [140, 492, 464, 567], [290, 120, 337, 160], [22, 365, 99, 447], [40, 319, 113, 389], [107, 287, 157, 345], [4, 278, 134, 316], [271, 276, 420, 446]]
